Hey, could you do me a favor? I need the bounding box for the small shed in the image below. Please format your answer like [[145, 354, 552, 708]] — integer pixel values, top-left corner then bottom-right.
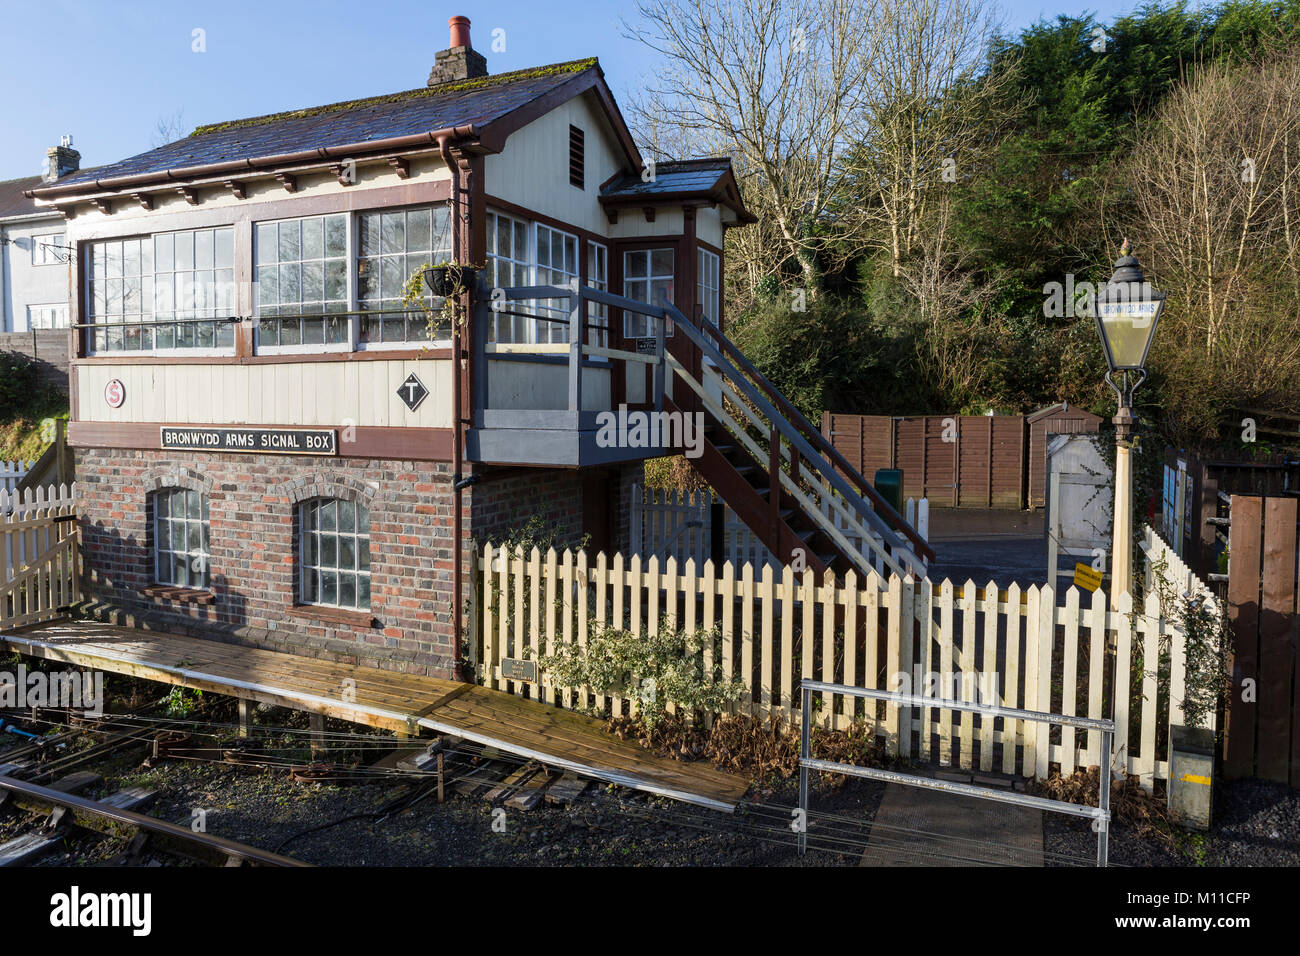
[[1028, 403, 1103, 508]]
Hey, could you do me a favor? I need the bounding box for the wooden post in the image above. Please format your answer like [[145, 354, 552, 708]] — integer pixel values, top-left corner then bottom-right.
[[309, 714, 325, 756], [568, 278, 583, 413], [237, 699, 254, 738], [768, 425, 781, 546]]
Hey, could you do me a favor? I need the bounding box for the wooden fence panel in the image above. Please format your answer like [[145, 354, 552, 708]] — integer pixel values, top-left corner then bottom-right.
[[1259, 497, 1297, 782], [1225, 496, 1265, 778], [823, 413, 1027, 509]]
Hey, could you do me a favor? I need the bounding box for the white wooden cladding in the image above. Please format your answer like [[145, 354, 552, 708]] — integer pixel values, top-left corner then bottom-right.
[[0, 461, 33, 494], [476, 528, 1203, 788], [0, 485, 79, 631], [75, 359, 453, 429]]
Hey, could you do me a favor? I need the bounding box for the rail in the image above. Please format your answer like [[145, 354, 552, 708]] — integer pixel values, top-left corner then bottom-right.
[[0, 775, 310, 866]]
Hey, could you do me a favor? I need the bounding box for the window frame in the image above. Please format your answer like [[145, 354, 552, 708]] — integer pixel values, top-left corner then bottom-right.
[[253, 212, 354, 356], [586, 240, 609, 351], [26, 303, 69, 330], [84, 226, 237, 357], [486, 208, 536, 345], [622, 247, 676, 339], [31, 233, 67, 266], [355, 205, 454, 351], [298, 497, 372, 612], [697, 248, 720, 324], [534, 222, 580, 345], [152, 488, 211, 591]]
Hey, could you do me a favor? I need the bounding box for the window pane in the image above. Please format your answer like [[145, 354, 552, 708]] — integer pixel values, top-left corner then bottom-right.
[[278, 220, 300, 262], [302, 261, 324, 302], [257, 223, 278, 263], [360, 214, 381, 257], [380, 213, 403, 254], [195, 230, 214, 269], [325, 215, 347, 257], [407, 209, 431, 252], [626, 251, 647, 278], [651, 248, 674, 275], [174, 232, 194, 271], [302, 218, 324, 260], [215, 228, 233, 268]]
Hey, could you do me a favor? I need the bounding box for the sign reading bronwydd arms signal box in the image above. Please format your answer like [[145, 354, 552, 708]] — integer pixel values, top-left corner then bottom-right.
[[160, 427, 337, 455]]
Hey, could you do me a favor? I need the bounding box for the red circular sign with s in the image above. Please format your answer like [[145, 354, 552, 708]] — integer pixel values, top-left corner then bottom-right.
[[104, 379, 126, 408]]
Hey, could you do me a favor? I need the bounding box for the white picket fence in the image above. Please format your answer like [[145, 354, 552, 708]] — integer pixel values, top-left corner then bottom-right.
[[0, 483, 79, 630], [629, 484, 929, 576], [2, 484, 77, 588], [475, 524, 1207, 789], [0, 460, 32, 494]]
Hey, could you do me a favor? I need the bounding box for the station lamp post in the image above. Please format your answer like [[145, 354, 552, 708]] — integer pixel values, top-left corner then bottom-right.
[[1092, 239, 1164, 611]]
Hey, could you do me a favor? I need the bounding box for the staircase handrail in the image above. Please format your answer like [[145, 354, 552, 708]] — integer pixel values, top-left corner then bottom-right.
[[700, 319, 934, 563], [664, 302, 925, 572]]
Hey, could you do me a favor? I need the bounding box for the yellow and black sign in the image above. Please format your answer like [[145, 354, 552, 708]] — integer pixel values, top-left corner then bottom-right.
[[1073, 562, 1104, 592]]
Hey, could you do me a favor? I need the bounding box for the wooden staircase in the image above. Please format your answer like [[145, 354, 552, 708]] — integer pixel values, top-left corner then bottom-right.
[[664, 303, 934, 581]]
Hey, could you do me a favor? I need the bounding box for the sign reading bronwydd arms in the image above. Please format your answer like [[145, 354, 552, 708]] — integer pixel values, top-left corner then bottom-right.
[[160, 427, 337, 455]]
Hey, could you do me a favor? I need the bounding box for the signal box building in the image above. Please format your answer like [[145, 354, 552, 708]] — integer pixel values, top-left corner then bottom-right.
[[25, 18, 754, 679], [27, 16, 925, 682]]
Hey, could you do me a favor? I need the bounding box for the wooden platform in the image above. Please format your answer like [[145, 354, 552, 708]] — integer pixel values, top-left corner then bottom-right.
[[1, 621, 749, 812]]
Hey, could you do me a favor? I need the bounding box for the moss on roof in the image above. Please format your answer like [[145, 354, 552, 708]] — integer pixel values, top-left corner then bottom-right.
[[190, 58, 601, 137]]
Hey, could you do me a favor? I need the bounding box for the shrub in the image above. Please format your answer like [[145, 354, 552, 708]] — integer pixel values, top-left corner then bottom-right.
[[0, 353, 38, 414], [542, 625, 743, 731]]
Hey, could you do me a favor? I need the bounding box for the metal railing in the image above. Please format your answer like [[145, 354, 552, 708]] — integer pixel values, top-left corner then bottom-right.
[[797, 680, 1114, 866]]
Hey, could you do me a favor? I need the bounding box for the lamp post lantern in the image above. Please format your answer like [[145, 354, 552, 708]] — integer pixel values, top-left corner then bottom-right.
[[1091, 238, 1164, 610]]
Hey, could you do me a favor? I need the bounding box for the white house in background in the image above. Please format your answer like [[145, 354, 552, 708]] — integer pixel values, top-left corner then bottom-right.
[[0, 138, 79, 333]]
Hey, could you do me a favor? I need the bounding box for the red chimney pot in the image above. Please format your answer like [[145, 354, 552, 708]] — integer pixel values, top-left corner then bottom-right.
[[449, 15, 471, 49]]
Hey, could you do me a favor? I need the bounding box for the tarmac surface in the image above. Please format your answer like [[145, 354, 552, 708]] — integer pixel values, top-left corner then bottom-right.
[[924, 508, 1049, 589]]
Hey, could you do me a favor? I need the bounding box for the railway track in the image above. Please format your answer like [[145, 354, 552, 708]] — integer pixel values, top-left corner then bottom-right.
[[0, 774, 309, 867]]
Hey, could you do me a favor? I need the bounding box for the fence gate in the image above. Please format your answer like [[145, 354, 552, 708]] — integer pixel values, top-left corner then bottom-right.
[[798, 681, 1113, 866]]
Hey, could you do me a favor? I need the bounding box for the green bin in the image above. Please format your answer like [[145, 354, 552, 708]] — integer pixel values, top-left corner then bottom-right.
[[874, 468, 903, 515]]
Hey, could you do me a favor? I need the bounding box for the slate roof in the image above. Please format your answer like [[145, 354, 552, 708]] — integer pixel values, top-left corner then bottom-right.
[[600, 157, 754, 222], [0, 176, 48, 219], [600, 158, 733, 199], [34, 58, 603, 195]]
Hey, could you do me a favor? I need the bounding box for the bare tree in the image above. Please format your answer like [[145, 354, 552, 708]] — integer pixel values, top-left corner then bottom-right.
[[848, 0, 1017, 279], [1123, 51, 1300, 428], [625, 0, 877, 292], [151, 109, 187, 148]]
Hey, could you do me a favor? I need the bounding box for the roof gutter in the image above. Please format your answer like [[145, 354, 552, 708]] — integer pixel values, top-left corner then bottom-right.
[[25, 123, 493, 201]]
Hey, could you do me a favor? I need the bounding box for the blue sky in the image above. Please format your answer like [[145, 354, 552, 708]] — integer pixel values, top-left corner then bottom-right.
[[1, 0, 1144, 182]]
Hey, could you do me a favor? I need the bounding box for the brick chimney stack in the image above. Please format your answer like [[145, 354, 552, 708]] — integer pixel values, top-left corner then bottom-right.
[[43, 135, 80, 183], [427, 15, 488, 86]]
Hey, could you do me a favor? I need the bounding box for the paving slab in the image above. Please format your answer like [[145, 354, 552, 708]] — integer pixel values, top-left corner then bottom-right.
[[860, 783, 1044, 867]]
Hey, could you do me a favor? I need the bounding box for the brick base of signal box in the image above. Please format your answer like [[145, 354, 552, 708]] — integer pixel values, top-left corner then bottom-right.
[[73, 449, 641, 678]]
